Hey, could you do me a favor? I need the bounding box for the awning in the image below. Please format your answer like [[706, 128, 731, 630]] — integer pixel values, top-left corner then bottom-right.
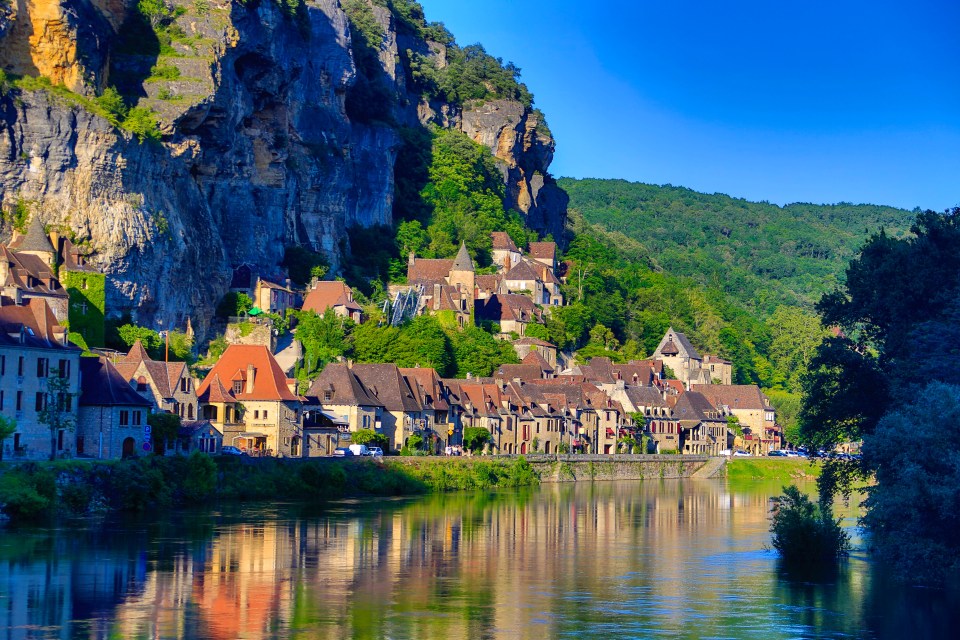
[[606, 428, 616, 437], [248, 307, 263, 316], [321, 411, 350, 426], [235, 432, 266, 439]]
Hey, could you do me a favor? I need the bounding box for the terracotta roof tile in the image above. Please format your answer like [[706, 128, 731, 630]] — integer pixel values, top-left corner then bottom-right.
[[302, 281, 361, 315], [197, 345, 299, 402]]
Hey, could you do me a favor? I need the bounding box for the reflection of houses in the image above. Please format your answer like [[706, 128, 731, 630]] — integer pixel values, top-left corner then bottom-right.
[[196, 345, 304, 457], [0, 298, 82, 460], [692, 384, 779, 454], [113, 340, 199, 421], [304, 363, 383, 455], [77, 356, 153, 459], [302, 280, 363, 322]]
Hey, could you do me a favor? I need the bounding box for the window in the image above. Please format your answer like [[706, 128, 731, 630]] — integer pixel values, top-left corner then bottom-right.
[[16, 391, 23, 412], [57, 429, 64, 451], [0, 355, 4, 375], [18, 357, 24, 376], [187, 404, 194, 420], [35, 392, 45, 412], [119, 410, 129, 426], [253, 410, 259, 419], [132, 411, 142, 426], [233, 381, 243, 394], [137, 376, 148, 392], [59, 359, 70, 379], [37, 358, 48, 378], [323, 391, 332, 402], [263, 410, 268, 419], [181, 378, 189, 393]]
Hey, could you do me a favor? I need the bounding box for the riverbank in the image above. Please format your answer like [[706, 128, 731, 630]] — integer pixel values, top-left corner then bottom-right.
[[0, 454, 721, 524], [0, 454, 540, 524], [725, 457, 821, 482]]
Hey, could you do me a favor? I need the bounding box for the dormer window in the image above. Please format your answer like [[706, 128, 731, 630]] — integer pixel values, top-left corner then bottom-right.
[[233, 381, 243, 394]]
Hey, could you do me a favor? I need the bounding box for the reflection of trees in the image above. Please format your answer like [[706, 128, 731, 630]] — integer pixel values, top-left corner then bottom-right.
[[5, 482, 959, 638]]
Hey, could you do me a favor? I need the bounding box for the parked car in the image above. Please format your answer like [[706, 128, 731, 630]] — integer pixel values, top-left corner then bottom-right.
[[784, 450, 801, 457], [221, 446, 246, 456], [367, 447, 384, 458], [333, 448, 354, 457], [733, 450, 751, 457], [719, 449, 733, 456], [767, 450, 787, 457], [348, 444, 370, 456]]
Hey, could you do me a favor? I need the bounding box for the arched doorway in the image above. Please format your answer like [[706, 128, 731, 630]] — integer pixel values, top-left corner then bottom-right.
[[520, 442, 527, 454], [122, 437, 135, 458]]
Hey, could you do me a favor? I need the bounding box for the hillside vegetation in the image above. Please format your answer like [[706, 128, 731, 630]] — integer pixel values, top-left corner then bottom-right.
[[559, 178, 915, 314]]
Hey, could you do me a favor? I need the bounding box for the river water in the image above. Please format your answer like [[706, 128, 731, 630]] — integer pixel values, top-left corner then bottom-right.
[[0, 479, 956, 639]]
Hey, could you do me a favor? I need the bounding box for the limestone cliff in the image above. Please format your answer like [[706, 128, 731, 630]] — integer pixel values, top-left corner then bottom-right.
[[0, 0, 566, 336]]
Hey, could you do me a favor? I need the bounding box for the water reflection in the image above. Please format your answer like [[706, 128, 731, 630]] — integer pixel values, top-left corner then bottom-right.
[[0, 481, 957, 639]]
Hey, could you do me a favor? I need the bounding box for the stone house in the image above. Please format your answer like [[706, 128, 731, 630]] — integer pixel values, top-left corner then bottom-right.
[[652, 327, 712, 387], [692, 384, 779, 454], [255, 278, 297, 315], [491, 232, 522, 271], [196, 344, 304, 457], [174, 420, 223, 455], [673, 391, 729, 456], [512, 336, 558, 367], [350, 363, 424, 452], [401, 367, 455, 448], [1, 216, 70, 323], [76, 356, 153, 459], [0, 298, 82, 460], [304, 362, 383, 455], [475, 294, 542, 337], [301, 280, 363, 323], [702, 355, 733, 385], [113, 340, 199, 421], [406, 242, 476, 321]]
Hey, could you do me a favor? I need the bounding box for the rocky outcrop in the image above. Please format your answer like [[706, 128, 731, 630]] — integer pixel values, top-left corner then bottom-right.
[[0, 0, 565, 336]]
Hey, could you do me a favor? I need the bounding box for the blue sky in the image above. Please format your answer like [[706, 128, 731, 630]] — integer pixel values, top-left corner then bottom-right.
[[417, 0, 960, 211]]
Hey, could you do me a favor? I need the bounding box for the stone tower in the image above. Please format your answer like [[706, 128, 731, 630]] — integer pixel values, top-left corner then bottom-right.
[[448, 242, 476, 312]]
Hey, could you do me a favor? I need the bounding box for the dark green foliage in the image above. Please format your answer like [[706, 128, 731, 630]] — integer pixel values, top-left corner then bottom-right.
[[341, 0, 395, 123], [0, 466, 56, 521], [64, 272, 106, 348], [216, 292, 254, 318], [449, 326, 519, 378], [147, 412, 181, 456], [294, 310, 352, 379], [562, 178, 914, 314], [351, 429, 390, 450], [861, 382, 960, 584], [116, 324, 163, 354], [432, 44, 533, 108], [282, 246, 329, 288], [770, 484, 850, 567], [462, 426, 491, 454]]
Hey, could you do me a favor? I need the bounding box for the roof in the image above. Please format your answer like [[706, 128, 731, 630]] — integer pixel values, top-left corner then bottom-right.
[[503, 258, 541, 283], [302, 281, 361, 315], [491, 232, 519, 252], [0, 246, 67, 299], [691, 384, 770, 412], [451, 242, 475, 272], [660, 339, 679, 356], [79, 356, 153, 407], [306, 363, 383, 407], [673, 391, 725, 423], [527, 242, 556, 261], [522, 350, 554, 372], [114, 342, 190, 400], [0, 298, 76, 351], [400, 367, 450, 411], [12, 216, 55, 254], [494, 364, 544, 381], [475, 274, 502, 293], [178, 420, 221, 438], [407, 258, 453, 287], [658, 327, 702, 360], [198, 374, 237, 404], [351, 363, 422, 412], [513, 336, 555, 348], [623, 386, 670, 409], [196, 344, 300, 402], [258, 278, 293, 293], [475, 294, 541, 324], [59, 238, 98, 273]]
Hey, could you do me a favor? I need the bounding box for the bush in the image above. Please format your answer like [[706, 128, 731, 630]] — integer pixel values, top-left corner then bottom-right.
[[351, 429, 389, 450], [770, 484, 849, 567], [182, 452, 217, 502], [462, 426, 491, 454], [0, 468, 56, 520]]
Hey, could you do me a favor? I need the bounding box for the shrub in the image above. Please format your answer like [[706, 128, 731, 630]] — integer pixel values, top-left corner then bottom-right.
[[770, 484, 849, 567], [0, 468, 57, 520], [182, 452, 216, 502], [351, 429, 389, 450]]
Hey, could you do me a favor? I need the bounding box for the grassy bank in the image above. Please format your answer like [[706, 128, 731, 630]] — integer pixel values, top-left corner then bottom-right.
[[726, 457, 820, 482], [0, 455, 540, 524]]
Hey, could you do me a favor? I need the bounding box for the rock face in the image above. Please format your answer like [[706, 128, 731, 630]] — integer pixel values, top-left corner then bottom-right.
[[0, 0, 566, 336]]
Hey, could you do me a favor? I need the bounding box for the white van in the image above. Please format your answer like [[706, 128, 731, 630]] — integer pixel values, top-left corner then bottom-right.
[[348, 444, 370, 456]]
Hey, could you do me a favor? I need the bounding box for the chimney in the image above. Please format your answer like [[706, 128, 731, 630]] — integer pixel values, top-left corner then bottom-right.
[[285, 278, 292, 290], [408, 251, 416, 267], [245, 364, 255, 394], [434, 283, 441, 310]]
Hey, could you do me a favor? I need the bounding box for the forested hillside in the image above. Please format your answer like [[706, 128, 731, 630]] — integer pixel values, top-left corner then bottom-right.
[[559, 178, 915, 314]]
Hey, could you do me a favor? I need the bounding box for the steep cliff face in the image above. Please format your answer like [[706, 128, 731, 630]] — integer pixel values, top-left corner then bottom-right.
[[0, 0, 565, 335]]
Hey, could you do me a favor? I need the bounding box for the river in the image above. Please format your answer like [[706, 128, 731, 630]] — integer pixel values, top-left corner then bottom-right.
[[0, 479, 956, 639]]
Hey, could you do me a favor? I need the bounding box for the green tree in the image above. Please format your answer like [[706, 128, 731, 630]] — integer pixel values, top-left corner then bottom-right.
[[351, 428, 389, 450], [463, 426, 492, 454], [38, 372, 77, 461], [147, 412, 181, 456], [117, 324, 163, 354], [448, 326, 518, 378], [765, 305, 828, 392], [295, 310, 352, 377], [0, 415, 16, 461], [217, 292, 253, 318]]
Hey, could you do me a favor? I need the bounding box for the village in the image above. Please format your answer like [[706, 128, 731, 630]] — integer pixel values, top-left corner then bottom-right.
[[0, 219, 781, 462]]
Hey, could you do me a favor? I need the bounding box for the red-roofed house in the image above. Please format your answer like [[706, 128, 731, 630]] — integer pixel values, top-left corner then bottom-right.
[[113, 340, 199, 421], [302, 280, 363, 322], [196, 344, 304, 457]]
